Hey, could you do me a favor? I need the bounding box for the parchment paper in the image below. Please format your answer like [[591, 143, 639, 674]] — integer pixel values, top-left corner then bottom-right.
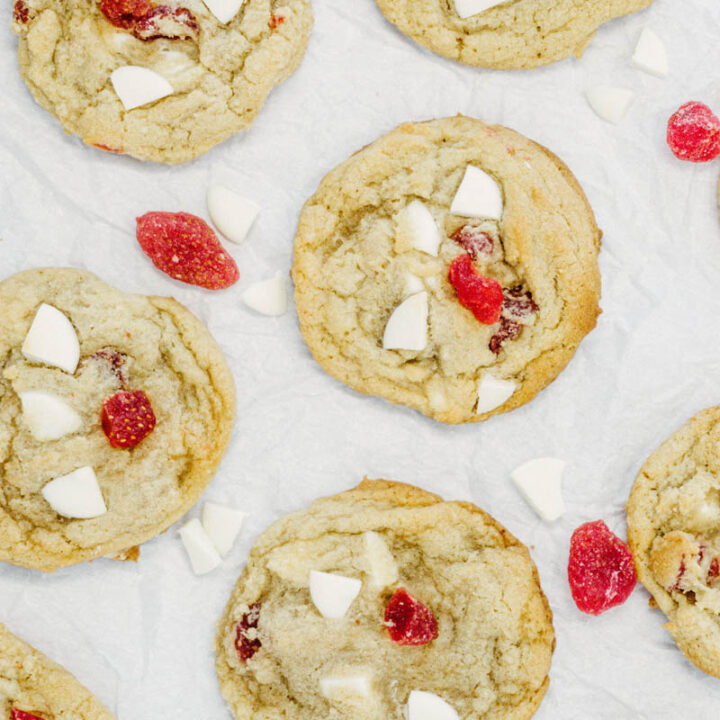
[[1, 1, 720, 717]]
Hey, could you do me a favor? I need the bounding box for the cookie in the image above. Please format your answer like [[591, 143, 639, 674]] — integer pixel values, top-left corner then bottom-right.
[[0, 268, 235, 571], [292, 117, 601, 424], [627, 407, 720, 679], [374, 0, 655, 70], [0, 624, 115, 720], [216, 479, 555, 720], [12, 0, 313, 164]]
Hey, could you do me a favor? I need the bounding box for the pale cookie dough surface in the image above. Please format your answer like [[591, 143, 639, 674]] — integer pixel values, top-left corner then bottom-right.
[[0, 268, 236, 571], [12, 0, 313, 164], [627, 407, 720, 679], [216, 479, 555, 720], [292, 117, 601, 424], [375, 0, 655, 70], [0, 624, 115, 720]]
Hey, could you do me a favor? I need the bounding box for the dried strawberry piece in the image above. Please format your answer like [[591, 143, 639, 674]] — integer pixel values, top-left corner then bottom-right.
[[13, 1, 30, 24], [136, 212, 239, 290], [269, 14, 285, 29], [235, 603, 262, 662], [93, 143, 123, 154], [99, 0, 152, 29], [667, 101, 720, 163], [102, 390, 156, 449], [448, 254, 503, 325], [709, 558, 720, 583], [385, 588, 438, 646], [11, 711, 46, 720], [568, 520, 636, 615], [133, 5, 199, 40], [90, 348, 128, 387], [489, 317, 522, 354], [451, 225, 493, 260], [502, 287, 538, 320]]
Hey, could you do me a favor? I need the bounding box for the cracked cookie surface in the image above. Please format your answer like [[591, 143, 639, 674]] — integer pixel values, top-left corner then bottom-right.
[[375, 0, 655, 70], [0, 624, 115, 720], [292, 117, 601, 424], [216, 479, 555, 720], [0, 268, 235, 571], [628, 407, 720, 679], [12, 0, 313, 163]]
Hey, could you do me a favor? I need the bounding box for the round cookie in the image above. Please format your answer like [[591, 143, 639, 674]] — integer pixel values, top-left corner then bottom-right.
[[0, 623, 115, 719], [292, 117, 601, 424], [0, 268, 235, 571], [216, 479, 555, 720], [374, 0, 655, 70], [627, 407, 720, 679], [11, 0, 313, 164]]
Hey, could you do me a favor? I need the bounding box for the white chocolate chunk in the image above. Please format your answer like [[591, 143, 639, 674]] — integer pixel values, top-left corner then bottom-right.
[[476, 375, 516, 414], [202, 0, 246, 24], [111, 66, 173, 111], [455, 0, 505, 19], [22, 304, 80, 374], [42, 467, 106, 519], [406, 690, 460, 720], [586, 86, 634, 124], [319, 674, 371, 699], [179, 518, 222, 575], [404, 273, 425, 297], [201, 502, 247, 556], [309, 570, 362, 619], [242, 273, 288, 316], [207, 185, 260, 244], [511, 458, 567, 522], [19, 390, 82, 441], [363, 531, 398, 588], [632, 28, 668, 77], [397, 201, 442, 256], [450, 166, 503, 220], [383, 292, 429, 352]]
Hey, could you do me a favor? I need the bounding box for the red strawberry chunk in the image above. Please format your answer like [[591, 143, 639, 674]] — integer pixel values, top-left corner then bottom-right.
[[667, 101, 720, 163], [451, 225, 494, 261], [235, 603, 262, 662], [385, 588, 438, 646], [13, 1, 30, 24], [568, 520, 637, 615], [489, 317, 522, 354], [99, 0, 152, 28], [12, 711, 47, 720], [102, 390, 156, 449], [448, 254, 503, 325], [136, 212, 239, 290], [133, 5, 199, 40]]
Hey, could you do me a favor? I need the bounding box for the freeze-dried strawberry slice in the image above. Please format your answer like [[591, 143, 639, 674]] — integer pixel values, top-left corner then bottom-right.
[[385, 588, 438, 646], [89, 348, 128, 388], [133, 5, 199, 40], [99, 0, 152, 28], [502, 286, 539, 320], [13, 1, 30, 24], [102, 390, 156, 449], [269, 14, 285, 29], [448, 254, 503, 325], [11, 711, 46, 720], [489, 317, 522, 354], [235, 603, 262, 662], [136, 212, 239, 290], [568, 520, 636, 615], [451, 225, 494, 260], [667, 101, 720, 163]]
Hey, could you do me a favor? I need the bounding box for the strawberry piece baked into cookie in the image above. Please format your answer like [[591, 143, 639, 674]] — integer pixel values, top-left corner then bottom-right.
[[293, 117, 601, 423], [11, 0, 313, 163], [0, 624, 115, 720], [0, 268, 235, 571], [627, 407, 720, 679], [374, 0, 656, 70], [216, 479, 555, 720]]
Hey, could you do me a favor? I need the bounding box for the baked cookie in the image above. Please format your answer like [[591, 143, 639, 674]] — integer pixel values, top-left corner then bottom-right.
[[627, 407, 720, 679], [12, 0, 313, 164], [0, 624, 115, 720], [216, 479, 555, 720], [0, 268, 235, 571], [292, 117, 601, 424], [374, 0, 655, 70]]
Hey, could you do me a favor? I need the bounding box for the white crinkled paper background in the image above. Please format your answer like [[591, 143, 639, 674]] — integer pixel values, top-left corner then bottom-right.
[[1, 0, 720, 717]]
